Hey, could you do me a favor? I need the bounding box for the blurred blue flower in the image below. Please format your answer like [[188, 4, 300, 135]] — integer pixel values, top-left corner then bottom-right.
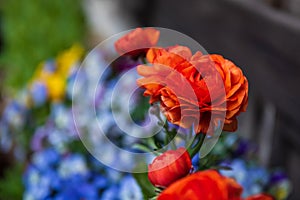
[[58, 154, 88, 178], [101, 185, 119, 200], [220, 159, 269, 197], [56, 175, 98, 200], [43, 60, 56, 73], [0, 122, 12, 152], [32, 148, 60, 171], [220, 159, 247, 182], [119, 175, 143, 200], [24, 165, 58, 200], [24, 148, 120, 200], [30, 81, 48, 106], [106, 168, 122, 183], [192, 152, 200, 171], [93, 175, 107, 189], [2, 101, 26, 128]]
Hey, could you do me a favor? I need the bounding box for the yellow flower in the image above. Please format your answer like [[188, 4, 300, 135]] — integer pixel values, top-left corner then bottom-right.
[[56, 44, 84, 76], [29, 44, 84, 102], [44, 73, 66, 101]]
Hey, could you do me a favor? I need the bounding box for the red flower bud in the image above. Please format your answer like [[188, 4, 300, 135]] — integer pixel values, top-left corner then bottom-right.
[[148, 147, 192, 187], [114, 28, 160, 58]]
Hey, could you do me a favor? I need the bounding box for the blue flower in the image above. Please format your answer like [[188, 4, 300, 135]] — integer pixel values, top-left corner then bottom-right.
[[101, 185, 120, 200], [43, 60, 56, 73], [57, 175, 98, 200], [192, 152, 200, 171], [93, 175, 108, 189], [220, 159, 268, 197], [2, 101, 26, 127], [0, 122, 12, 152], [32, 148, 60, 171], [30, 81, 48, 106], [220, 159, 247, 182], [58, 154, 88, 178], [23, 165, 59, 200], [119, 175, 143, 200], [106, 168, 122, 184]]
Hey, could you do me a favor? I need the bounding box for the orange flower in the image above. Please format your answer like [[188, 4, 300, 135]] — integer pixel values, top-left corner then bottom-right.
[[157, 170, 243, 200], [148, 147, 192, 187], [137, 45, 248, 133], [114, 28, 160, 57], [210, 54, 248, 131]]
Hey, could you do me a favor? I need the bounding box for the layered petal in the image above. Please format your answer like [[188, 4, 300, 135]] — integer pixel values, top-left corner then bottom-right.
[[137, 45, 248, 134]]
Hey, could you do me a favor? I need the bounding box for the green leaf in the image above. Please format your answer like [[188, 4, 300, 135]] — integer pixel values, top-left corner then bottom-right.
[[132, 143, 154, 153], [0, 164, 23, 199], [132, 172, 157, 200], [210, 165, 232, 171]]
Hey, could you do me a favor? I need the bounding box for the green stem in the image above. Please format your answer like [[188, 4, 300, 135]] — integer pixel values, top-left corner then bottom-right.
[[163, 121, 170, 144], [188, 133, 206, 158], [141, 56, 148, 64]]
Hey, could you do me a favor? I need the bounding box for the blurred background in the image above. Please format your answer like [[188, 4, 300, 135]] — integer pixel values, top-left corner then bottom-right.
[[0, 0, 299, 199]]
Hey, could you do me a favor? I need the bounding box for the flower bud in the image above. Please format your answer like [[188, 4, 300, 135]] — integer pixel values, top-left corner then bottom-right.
[[148, 147, 192, 187]]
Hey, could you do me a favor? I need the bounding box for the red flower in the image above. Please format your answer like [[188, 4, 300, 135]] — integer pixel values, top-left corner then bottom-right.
[[148, 147, 192, 187], [246, 194, 274, 200], [157, 170, 243, 200], [114, 28, 160, 57], [137, 45, 248, 133]]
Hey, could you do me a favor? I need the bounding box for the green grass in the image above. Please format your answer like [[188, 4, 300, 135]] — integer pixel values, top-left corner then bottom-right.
[[0, 0, 86, 91]]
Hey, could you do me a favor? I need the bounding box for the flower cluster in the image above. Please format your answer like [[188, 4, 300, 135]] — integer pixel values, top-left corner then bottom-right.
[[0, 27, 292, 200], [113, 27, 290, 200], [220, 159, 291, 199], [1, 44, 147, 199], [0, 45, 83, 156], [29, 44, 83, 104], [147, 147, 273, 200], [24, 148, 142, 200]]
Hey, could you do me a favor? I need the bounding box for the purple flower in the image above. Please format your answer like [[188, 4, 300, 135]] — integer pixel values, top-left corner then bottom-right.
[[31, 126, 51, 151], [111, 56, 142, 73], [233, 138, 257, 158], [270, 170, 289, 185]]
